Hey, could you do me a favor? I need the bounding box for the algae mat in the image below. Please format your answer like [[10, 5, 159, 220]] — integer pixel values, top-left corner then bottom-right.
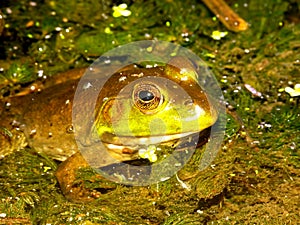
[[0, 0, 299, 224]]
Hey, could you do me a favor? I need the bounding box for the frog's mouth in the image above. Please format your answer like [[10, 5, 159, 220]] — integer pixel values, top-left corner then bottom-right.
[[81, 128, 211, 167], [99, 130, 208, 162], [106, 131, 195, 145]]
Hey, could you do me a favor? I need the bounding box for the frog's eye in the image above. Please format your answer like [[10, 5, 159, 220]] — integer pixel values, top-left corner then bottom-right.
[[133, 83, 163, 114]]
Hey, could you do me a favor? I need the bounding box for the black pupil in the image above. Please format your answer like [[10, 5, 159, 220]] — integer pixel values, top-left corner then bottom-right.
[[139, 90, 154, 101]]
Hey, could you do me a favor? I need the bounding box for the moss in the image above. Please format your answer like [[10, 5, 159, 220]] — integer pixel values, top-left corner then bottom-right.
[[0, 0, 299, 224]]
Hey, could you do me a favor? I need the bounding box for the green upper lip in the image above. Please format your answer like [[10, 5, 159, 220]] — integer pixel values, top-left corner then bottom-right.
[[101, 131, 197, 147]]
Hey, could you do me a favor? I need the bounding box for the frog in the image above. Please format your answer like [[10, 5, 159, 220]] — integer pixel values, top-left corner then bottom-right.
[[0, 56, 218, 201]]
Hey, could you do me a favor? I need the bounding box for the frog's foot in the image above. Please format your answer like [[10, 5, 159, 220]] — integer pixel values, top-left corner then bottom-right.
[[55, 152, 115, 203], [0, 126, 27, 159]]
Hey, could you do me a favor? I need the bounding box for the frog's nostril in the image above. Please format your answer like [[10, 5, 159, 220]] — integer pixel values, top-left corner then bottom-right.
[[66, 125, 74, 133], [184, 99, 194, 106]]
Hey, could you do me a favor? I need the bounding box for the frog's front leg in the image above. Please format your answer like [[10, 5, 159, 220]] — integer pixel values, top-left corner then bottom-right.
[[0, 122, 28, 159], [55, 152, 114, 202]]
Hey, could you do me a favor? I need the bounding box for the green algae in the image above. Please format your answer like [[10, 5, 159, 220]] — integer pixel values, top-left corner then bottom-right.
[[0, 0, 299, 224]]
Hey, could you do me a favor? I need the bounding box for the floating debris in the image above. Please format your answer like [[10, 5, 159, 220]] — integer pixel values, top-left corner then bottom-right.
[[284, 84, 300, 97], [138, 145, 157, 162], [211, 30, 228, 40], [244, 84, 262, 97], [112, 3, 132, 18]]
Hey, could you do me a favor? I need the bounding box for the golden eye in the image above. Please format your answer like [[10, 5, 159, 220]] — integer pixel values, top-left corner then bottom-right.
[[133, 83, 163, 114]]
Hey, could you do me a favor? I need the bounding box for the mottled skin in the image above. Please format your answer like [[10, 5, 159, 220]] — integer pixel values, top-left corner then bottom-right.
[[0, 70, 84, 160], [0, 57, 218, 201]]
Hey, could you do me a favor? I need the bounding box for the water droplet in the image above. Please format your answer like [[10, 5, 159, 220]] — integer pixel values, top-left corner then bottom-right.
[[83, 82, 92, 90]]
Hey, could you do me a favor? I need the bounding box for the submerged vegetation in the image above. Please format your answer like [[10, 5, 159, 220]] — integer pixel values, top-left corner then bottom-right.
[[0, 0, 299, 224]]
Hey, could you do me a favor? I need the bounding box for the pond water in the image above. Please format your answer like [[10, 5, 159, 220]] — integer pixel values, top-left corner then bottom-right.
[[0, 0, 299, 224]]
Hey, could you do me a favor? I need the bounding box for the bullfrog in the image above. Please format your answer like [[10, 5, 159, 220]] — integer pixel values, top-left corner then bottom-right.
[[0, 56, 218, 201]]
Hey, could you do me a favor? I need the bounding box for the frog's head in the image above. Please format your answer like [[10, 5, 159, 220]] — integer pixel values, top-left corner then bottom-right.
[[93, 56, 218, 162]]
